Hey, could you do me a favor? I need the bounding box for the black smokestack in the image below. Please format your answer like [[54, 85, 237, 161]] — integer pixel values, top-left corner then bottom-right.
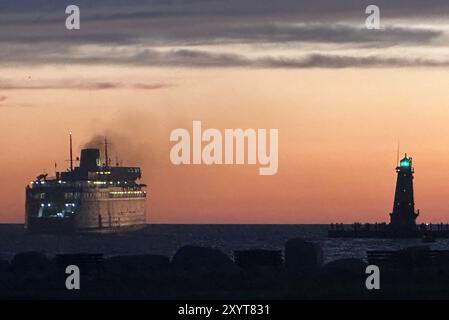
[[80, 149, 100, 171]]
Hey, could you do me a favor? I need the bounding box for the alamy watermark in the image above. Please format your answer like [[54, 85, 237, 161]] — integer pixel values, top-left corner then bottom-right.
[[65, 265, 80, 290], [365, 5, 381, 30], [65, 5, 80, 30], [170, 121, 279, 176], [365, 265, 380, 290]]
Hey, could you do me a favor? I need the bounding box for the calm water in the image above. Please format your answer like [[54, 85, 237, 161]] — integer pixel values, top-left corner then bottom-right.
[[0, 224, 445, 262]]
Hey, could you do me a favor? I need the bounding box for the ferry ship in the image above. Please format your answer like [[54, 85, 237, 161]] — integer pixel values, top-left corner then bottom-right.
[[25, 134, 147, 233]]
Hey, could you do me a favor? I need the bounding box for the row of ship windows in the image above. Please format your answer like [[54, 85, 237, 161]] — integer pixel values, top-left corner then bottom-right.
[[94, 168, 140, 173], [33, 191, 146, 200]]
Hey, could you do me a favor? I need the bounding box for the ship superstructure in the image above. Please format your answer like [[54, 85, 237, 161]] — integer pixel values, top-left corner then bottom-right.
[[25, 134, 147, 233]]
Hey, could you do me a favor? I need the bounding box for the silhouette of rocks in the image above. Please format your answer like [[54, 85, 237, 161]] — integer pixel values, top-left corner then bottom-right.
[[105, 254, 169, 276], [0, 259, 9, 274], [171, 246, 238, 275], [396, 246, 431, 268], [234, 250, 283, 270], [4, 240, 449, 299], [10, 252, 53, 277], [322, 258, 367, 279], [54, 253, 105, 278], [285, 238, 323, 274]]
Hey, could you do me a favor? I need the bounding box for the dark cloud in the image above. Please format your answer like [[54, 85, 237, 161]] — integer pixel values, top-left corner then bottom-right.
[[0, 1, 447, 69], [1, 43, 448, 69], [2, 0, 449, 22], [157, 51, 449, 69], [0, 0, 446, 44], [132, 83, 174, 90], [3, 47, 447, 69], [0, 33, 137, 45], [255, 54, 449, 68], [2, 24, 439, 47], [0, 80, 173, 90]]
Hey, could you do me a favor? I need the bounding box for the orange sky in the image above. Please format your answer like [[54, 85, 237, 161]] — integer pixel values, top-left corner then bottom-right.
[[2, 66, 449, 223]]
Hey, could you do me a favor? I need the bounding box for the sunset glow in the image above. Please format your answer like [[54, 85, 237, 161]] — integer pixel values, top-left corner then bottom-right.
[[2, 1, 449, 224]]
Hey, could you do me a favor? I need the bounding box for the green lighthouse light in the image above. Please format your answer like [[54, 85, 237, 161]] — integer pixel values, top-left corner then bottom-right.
[[400, 159, 410, 167]]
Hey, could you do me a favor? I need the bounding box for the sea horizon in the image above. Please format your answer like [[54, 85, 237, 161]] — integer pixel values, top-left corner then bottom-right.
[[0, 224, 441, 263]]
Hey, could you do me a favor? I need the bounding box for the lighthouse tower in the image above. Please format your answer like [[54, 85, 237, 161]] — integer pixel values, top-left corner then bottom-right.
[[389, 154, 419, 235]]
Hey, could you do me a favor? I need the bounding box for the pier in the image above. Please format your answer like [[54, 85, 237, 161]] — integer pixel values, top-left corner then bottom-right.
[[328, 222, 449, 239]]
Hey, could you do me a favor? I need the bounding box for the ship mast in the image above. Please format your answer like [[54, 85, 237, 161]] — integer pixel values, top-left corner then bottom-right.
[[69, 132, 73, 172]]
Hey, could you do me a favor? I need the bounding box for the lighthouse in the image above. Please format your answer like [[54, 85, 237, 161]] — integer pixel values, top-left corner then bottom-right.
[[389, 154, 419, 235]]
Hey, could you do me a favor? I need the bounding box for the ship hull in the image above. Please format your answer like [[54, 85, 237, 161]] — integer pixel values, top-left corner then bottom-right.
[[27, 216, 75, 234], [26, 218, 146, 234], [25, 186, 146, 234], [73, 196, 146, 232]]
